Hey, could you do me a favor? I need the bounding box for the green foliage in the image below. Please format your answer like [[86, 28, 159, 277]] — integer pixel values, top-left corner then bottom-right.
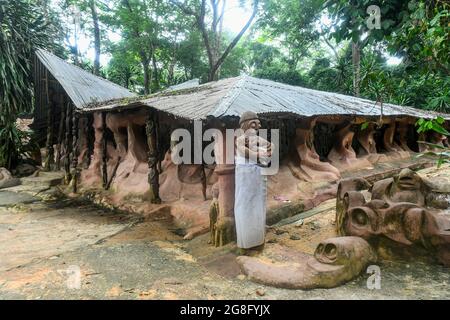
[[0, 0, 60, 169], [0, 122, 35, 169], [416, 116, 450, 168], [416, 117, 449, 136], [2, 0, 449, 171]]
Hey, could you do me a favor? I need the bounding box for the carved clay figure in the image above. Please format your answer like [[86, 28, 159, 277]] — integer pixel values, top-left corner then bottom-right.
[[355, 123, 388, 163], [383, 121, 410, 159], [159, 150, 216, 202], [429, 131, 447, 151], [396, 120, 414, 153], [77, 117, 90, 168], [209, 129, 236, 247], [371, 168, 431, 206], [336, 169, 450, 266], [327, 123, 373, 171], [234, 111, 272, 250], [237, 237, 376, 289], [80, 112, 106, 185], [289, 118, 341, 182]]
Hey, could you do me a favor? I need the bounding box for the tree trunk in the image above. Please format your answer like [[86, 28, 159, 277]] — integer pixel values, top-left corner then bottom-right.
[[207, 0, 258, 81], [352, 41, 361, 97], [172, 0, 258, 83], [90, 0, 101, 76], [151, 49, 159, 91], [142, 58, 151, 95]]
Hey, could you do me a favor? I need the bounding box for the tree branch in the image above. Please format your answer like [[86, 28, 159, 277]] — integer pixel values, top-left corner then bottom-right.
[[211, 0, 259, 76], [322, 35, 339, 61], [170, 0, 214, 68], [169, 0, 197, 17]]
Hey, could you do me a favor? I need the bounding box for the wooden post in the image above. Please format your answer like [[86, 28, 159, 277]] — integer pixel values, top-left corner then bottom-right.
[[44, 70, 54, 171], [55, 105, 65, 170], [201, 164, 207, 201], [70, 111, 79, 193], [146, 111, 161, 204], [64, 103, 72, 184], [101, 112, 108, 189], [85, 114, 94, 169]]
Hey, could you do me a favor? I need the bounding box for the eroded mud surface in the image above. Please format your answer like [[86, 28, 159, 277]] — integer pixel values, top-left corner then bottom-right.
[[0, 192, 448, 300]]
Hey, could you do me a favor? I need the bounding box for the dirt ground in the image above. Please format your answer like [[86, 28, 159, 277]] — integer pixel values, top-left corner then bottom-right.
[[0, 188, 448, 300]]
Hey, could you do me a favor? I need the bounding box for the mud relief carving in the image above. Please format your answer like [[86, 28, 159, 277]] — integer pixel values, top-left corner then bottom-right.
[[289, 119, 341, 182], [336, 169, 450, 266], [396, 120, 414, 153], [237, 237, 376, 289], [327, 124, 373, 171], [383, 121, 410, 159], [355, 123, 388, 163]]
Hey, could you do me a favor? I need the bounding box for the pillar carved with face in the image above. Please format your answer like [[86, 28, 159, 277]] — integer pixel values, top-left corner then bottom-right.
[[396, 119, 414, 153], [327, 123, 373, 171], [355, 123, 388, 163], [383, 120, 410, 159], [289, 118, 341, 182]]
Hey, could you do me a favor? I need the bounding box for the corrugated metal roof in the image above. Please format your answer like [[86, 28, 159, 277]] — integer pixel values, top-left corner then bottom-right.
[[35, 49, 136, 109], [82, 75, 450, 120], [166, 78, 200, 91]]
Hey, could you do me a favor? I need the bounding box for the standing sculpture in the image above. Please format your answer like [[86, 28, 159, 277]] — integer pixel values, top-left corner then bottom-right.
[[234, 111, 273, 251]]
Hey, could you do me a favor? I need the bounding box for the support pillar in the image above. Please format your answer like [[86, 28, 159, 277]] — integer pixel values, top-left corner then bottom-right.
[[101, 112, 108, 189], [44, 74, 54, 171], [211, 128, 236, 247], [70, 111, 79, 193], [145, 111, 161, 204], [64, 104, 72, 184], [55, 105, 65, 171]]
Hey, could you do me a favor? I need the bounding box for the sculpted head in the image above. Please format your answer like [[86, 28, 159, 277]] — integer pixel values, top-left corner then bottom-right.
[[312, 236, 376, 268], [239, 111, 261, 134], [395, 168, 424, 191], [344, 201, 427, 245]]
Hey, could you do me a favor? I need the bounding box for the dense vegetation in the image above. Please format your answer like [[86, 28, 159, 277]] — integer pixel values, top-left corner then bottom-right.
[[0, 0, 449, 168]]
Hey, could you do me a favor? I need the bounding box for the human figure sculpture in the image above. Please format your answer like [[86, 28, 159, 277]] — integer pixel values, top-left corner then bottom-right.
[[289, 118, 340, 182], [336, 169, 450, 266], [328, 123, 373, 171], [234, 111, 273, 251], [396, 120, 414, 153], [383, 121, 410, 158], [429, 131, 447, 151], [237, 237, 376, 289], [355, 123, 388, 163]]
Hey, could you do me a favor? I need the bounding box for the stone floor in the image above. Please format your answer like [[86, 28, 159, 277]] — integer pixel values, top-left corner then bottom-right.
[[0, 187, 448, 300]]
